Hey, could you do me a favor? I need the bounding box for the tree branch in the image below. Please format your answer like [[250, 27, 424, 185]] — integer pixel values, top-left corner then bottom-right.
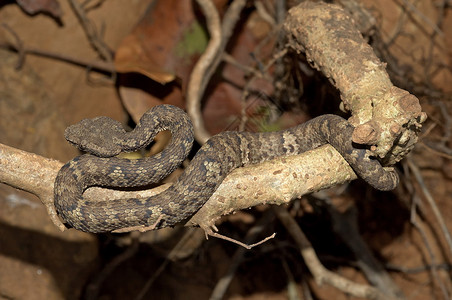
[[0, 142, 358, 232], [187, 0, 248, 144], [283, 2, 426, 165]]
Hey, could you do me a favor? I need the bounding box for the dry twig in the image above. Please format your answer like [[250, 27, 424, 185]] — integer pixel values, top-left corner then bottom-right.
[[187, 0, 248, 143], [409, 204, 450, 300], [407, 159, 452, 255], [273, 206, 398, 300], [186, 0, 223, 143], [0, 39, 115, 74], [1, 22, 115, 76], [209, 211, 274, 300], [68, 0, 116, 82]]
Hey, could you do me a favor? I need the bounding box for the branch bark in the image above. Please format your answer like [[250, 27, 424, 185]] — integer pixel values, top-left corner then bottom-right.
[[283, 2, 426, 165], [0, 142, 358, 232]]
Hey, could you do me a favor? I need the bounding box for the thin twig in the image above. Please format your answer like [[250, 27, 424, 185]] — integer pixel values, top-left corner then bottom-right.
[[68, 0, 116, 82], [187, 0, 248, 144], [281, 258, 303, 300], [386, 262, 452, 274], [418, 141, 452, 159], [273, 206, 397, 300], [410, 203, 450, 300], [407, 159, 452, 256], [237, 48, 287, 131], [400, 0, 444, 38], [206, 230, 275, 250], [300, 275, 314, 300], [1, 23, 25, 69], [0, 23, 115, 74], [68, 0, 112, 60], [81, 0, 106, 12], [254, 1, 276, 26], [209, 211, 275, 300], [0, 42, 115, 74]]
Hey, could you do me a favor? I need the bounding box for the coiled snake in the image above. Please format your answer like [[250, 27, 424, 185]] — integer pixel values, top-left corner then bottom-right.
[[54, 105, 399, 233]]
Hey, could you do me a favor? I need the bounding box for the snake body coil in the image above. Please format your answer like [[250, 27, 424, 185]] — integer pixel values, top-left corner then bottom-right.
[[54, 105, 398, 233]]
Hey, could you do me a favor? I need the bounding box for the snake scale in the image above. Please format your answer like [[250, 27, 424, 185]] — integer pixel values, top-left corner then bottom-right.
[[54, 105, 399, 233]]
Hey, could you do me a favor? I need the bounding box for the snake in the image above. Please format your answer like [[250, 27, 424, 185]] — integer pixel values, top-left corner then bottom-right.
[[54, 104, 399, 233]]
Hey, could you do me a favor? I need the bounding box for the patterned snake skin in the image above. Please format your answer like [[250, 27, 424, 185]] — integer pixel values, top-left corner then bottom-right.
[[54, 105, 399, 233]]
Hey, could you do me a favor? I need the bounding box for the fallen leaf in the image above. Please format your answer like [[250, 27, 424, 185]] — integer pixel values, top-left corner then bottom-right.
[[115, 0, 228, 122]]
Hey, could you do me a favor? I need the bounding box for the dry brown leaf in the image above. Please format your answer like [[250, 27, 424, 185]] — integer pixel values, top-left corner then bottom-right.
[[115, 0, 229, 122], [115, 0, 224, 84], [116, 0, 279, 133], [115, 36, 176, 84]]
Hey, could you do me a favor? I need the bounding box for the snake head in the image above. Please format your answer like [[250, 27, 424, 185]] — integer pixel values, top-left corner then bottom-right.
[[64, 116, 127, 157]]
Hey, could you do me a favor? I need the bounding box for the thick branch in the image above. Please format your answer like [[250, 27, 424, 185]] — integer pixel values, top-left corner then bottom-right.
[[284, 2, 426, 165], [0, 142, 357, 232]]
